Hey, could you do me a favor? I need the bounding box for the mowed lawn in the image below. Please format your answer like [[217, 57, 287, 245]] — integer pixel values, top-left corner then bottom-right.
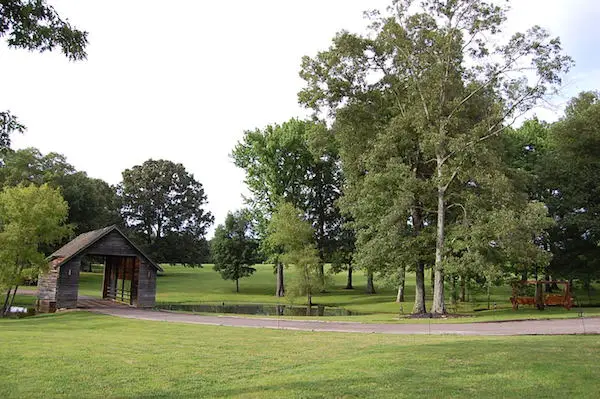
[[1, 312, 600, 398], [69, 264, 600, 321]]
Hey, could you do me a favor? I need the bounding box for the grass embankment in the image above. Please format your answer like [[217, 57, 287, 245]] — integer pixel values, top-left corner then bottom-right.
[[1, 312, 599, 398]]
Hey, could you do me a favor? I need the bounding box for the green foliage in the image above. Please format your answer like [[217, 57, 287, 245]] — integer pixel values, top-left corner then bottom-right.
[[0, 111, 25, 155], [0, 0, 88, 60], [232, 119, 314, 214], [118, 159, 214, 265], [267, 203, 323, 307], [0, 184, 70, 315], [542, 92, 600, 282], [232, 118, 344, 264], [212, 210, 259, 292], [299, 0, 572, 314], [0, 148, 120, 237]]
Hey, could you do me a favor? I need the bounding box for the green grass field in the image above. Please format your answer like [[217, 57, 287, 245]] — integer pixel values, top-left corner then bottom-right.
[[76, 264, 600, 320], [14, 263, 600, 321], [1, 312, 599, 398]]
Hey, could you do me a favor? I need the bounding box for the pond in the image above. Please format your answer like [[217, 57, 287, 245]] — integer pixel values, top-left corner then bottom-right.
[[155, 303, 360, 317], [4, 306, 36, 318]]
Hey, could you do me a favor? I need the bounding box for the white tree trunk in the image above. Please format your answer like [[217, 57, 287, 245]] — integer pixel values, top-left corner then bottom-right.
[[431, 169, 447, 314]]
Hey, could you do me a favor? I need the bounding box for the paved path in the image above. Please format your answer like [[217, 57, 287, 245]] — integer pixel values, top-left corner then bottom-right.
[[91, 307, 600, 336]]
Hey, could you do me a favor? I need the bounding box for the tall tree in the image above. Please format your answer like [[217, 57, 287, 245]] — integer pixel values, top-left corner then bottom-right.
[[267, 202, 323, 315], [118, 159, 214, 265], [212, 210, 259, 293], [232, 119, 343, 295], [329, 220, 356, 290], [0, 0, 88, 152], [0, 184, 70, 316], [299, 0, 571, 314]]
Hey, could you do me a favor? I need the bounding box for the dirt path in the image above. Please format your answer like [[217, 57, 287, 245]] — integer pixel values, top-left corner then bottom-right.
[[92, 307, 600, 336]]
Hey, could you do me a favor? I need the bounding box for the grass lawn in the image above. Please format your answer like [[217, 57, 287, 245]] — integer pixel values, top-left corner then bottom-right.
[[72, 264, 600, 322], [1, 312, 599, 398]]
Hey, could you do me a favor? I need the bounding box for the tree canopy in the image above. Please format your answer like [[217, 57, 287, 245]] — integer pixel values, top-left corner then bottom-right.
[[232, 118, 345, 294], [0, 148, 120, 237], [212, 209, 259, 293], [0, 184, 70, 316], [267, 202, 323, 313], [543, 92, 600, 286], [119, 159, 214, 265]]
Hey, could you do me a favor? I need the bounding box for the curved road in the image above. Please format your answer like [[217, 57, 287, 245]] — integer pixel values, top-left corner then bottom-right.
[[92, 307, 600, 336]]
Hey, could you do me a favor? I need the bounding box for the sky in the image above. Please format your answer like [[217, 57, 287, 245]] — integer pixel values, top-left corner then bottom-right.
[[2, 0, 600, 236]]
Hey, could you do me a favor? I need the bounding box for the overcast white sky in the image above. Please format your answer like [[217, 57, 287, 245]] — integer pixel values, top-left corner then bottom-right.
[[2, 0, 600, 236]]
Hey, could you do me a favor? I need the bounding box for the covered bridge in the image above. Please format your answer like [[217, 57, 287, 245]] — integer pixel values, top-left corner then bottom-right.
[[37, 225, 162, 312]]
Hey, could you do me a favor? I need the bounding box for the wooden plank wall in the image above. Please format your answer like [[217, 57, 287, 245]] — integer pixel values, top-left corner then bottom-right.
[[56, 255, 82, 309], [136, 259, 157, 308], [85, 231, 139, 257]]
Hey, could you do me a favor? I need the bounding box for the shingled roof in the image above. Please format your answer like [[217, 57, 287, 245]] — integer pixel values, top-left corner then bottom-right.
[[48, 225, 163, 271]]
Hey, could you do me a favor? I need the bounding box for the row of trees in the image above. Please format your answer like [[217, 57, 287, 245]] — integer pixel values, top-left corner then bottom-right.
[[212, 0, 599, 315], [0, 152, 214, 264], [0, 151, 215, 315]]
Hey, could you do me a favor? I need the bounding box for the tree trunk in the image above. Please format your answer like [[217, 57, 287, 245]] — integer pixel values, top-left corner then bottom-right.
[[318, 262, 326, 293], [236, 278, 239, 293], [413, 262, 427, 314], [411, 207, 426, 314], [544, 274, 551, 293], [431, 177, 447, 314], [396, 282, 405, 303], [316, 163, 326, 286], [345, 265, 353, 289], [276, 262, 285, 297], [396, 267, 406, 303], [2, 287, 13, 317], [365, 270, 376, 294], [451, 275, 457, 305], [306, 289, 312, 316], [460, 275, 466, 302], [7, 285, 18, 314], [535, 280, 545, 310]]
